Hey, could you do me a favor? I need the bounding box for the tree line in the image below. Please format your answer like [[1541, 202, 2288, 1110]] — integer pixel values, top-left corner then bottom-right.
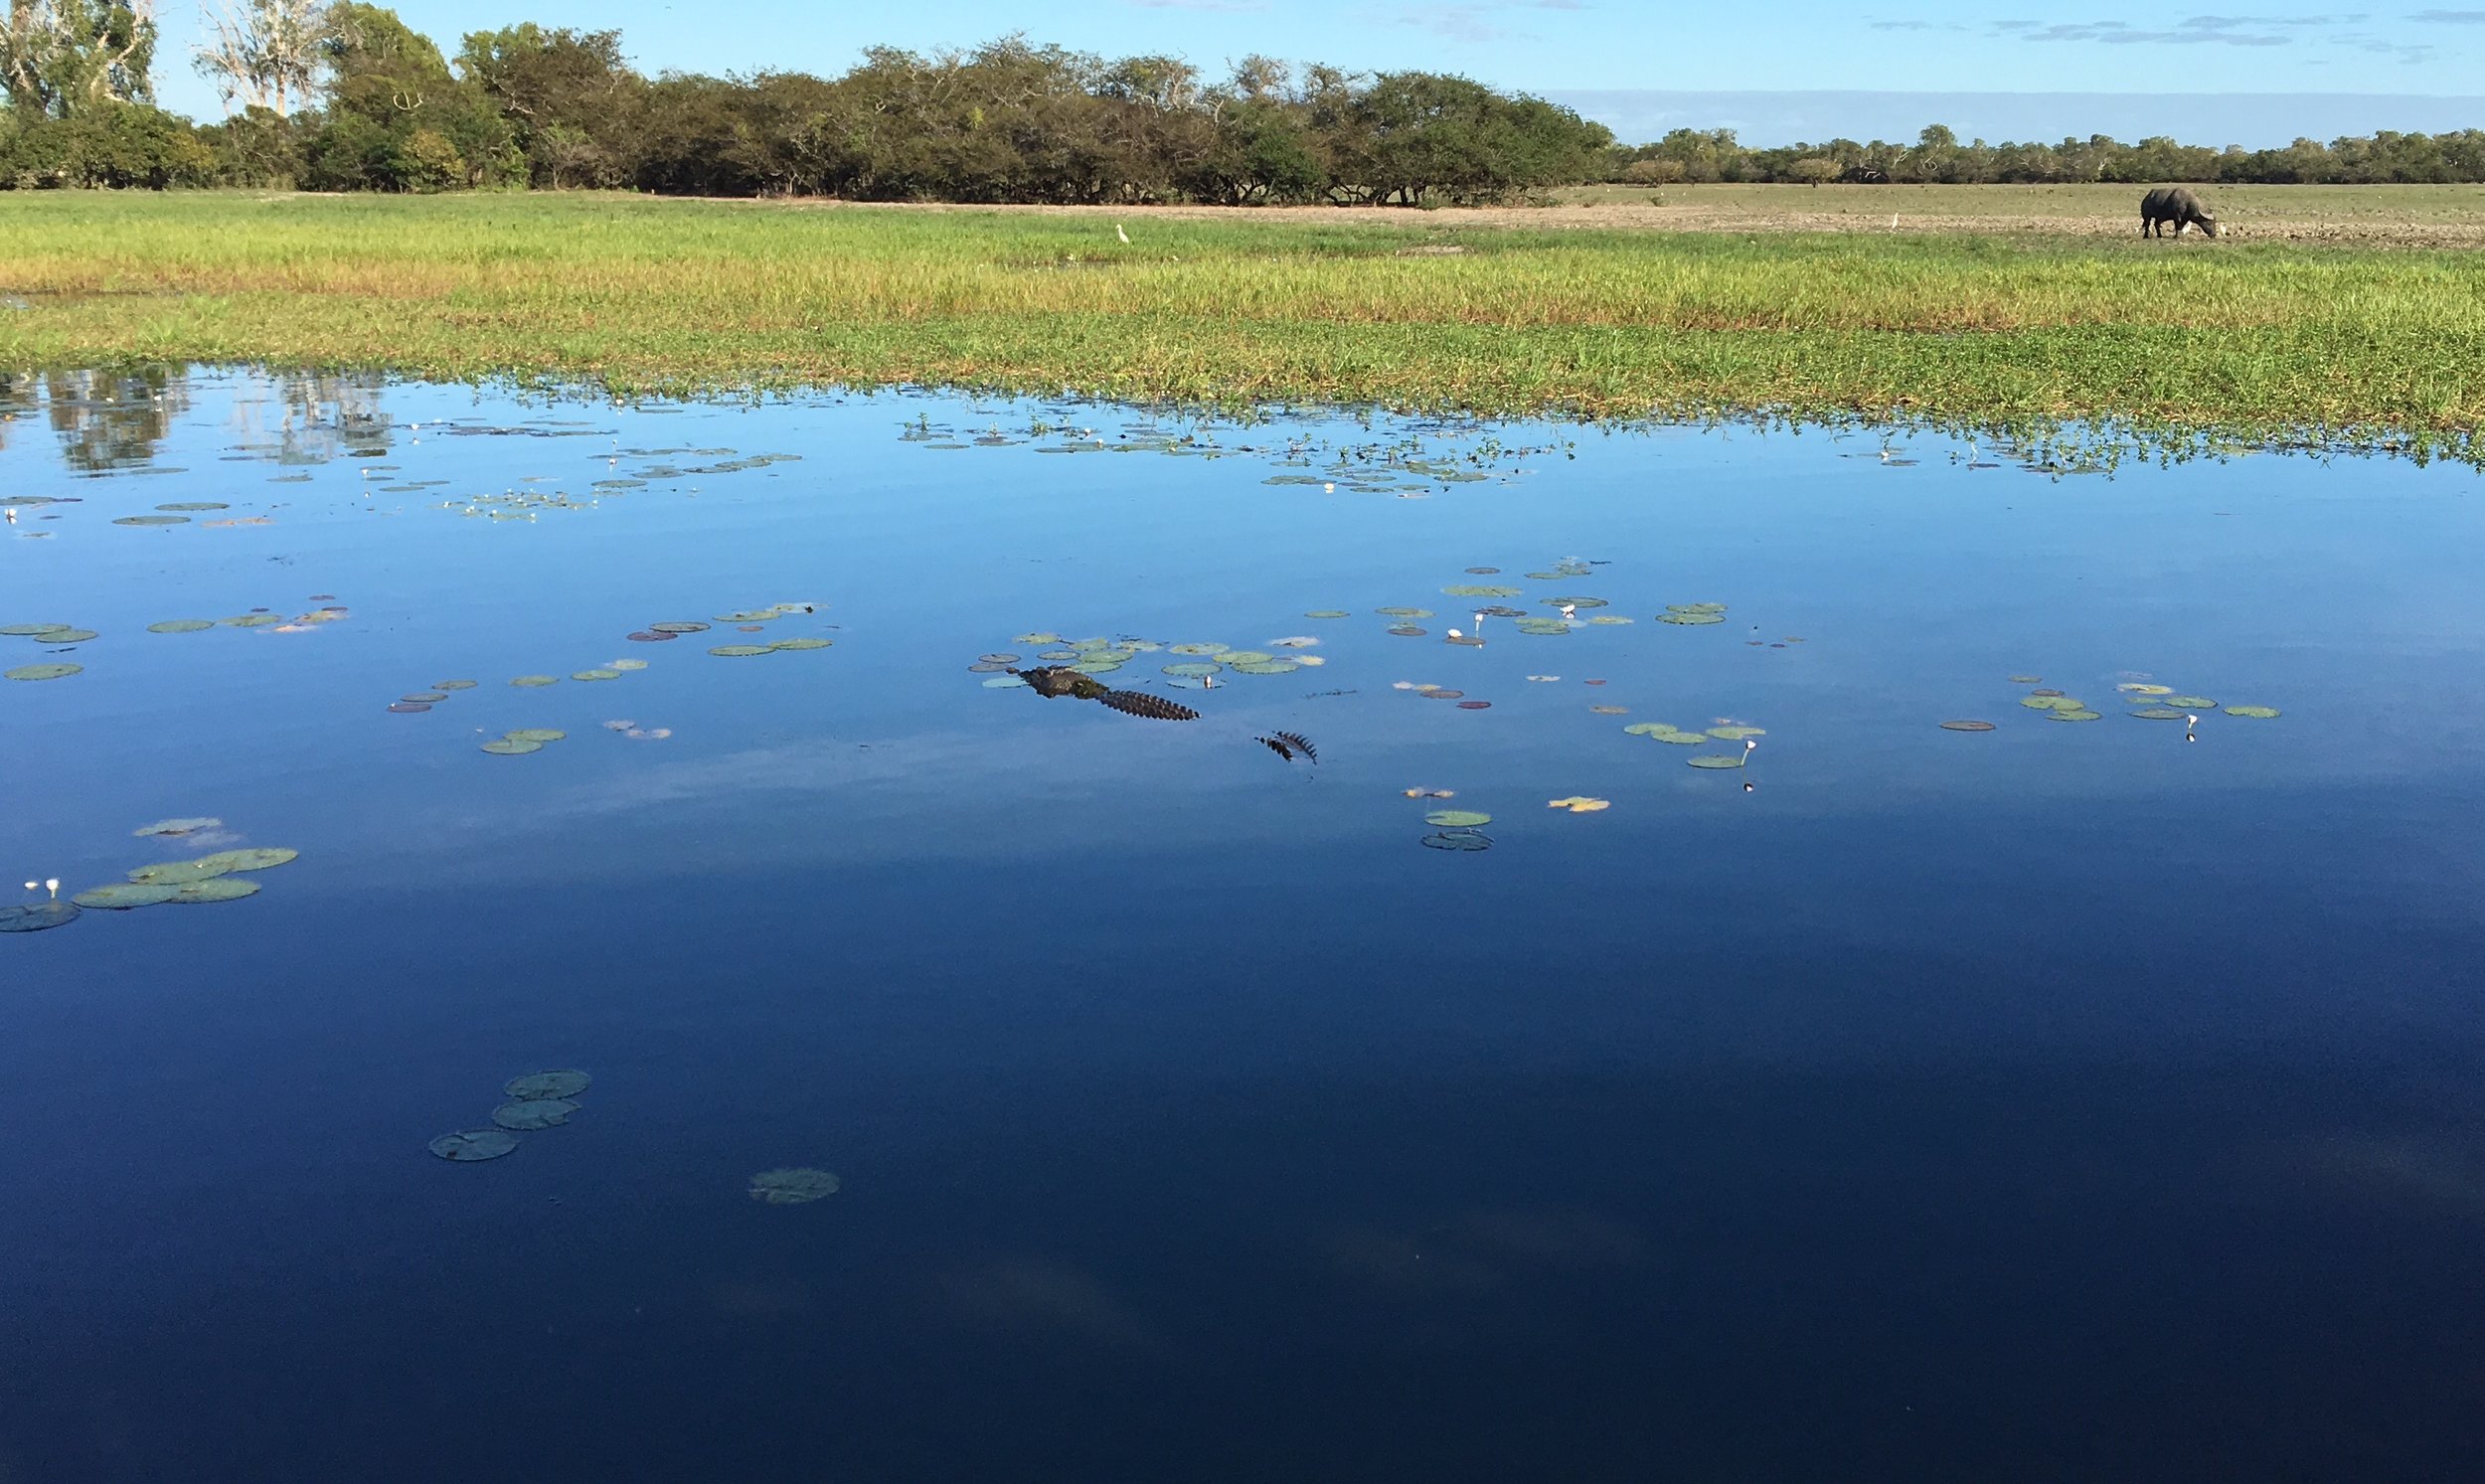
[[5, 3, 2484, 197]]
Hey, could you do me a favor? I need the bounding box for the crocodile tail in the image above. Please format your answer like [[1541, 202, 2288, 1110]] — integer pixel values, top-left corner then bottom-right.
[[1097, 689, 1201, 722], [1265, 730, 1317, 762]]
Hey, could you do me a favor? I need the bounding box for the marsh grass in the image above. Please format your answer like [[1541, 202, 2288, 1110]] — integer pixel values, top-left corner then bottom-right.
[[2, 192, 2479, 445]]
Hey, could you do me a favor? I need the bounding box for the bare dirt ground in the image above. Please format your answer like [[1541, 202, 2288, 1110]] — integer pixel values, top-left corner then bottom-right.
[[744, 184, 2485, 247]]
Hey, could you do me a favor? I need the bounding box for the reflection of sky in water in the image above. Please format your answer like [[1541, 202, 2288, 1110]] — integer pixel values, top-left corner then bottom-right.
[[3, 371, 2484, 1481]]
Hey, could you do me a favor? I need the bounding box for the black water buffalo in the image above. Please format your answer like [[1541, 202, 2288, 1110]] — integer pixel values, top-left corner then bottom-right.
[[2141, 187, 2219, 239]]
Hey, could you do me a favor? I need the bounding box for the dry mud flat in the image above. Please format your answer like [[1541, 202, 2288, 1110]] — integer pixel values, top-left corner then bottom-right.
[[755, 189, 2485, 247]]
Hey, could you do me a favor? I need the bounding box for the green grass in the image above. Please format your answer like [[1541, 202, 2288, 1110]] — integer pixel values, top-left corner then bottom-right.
[[2, 191, 2480, 449]]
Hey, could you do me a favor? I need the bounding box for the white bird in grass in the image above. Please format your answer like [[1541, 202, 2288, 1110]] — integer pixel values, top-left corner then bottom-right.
[[1115, 223, 1131, 245]]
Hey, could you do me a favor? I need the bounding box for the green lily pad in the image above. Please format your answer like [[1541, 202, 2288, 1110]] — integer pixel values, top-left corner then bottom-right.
[[505, 730, 567, 744], [1168, 642, 1229, 656], [511, 675, 561, 687], [1418, 829, 1492, 852], [1688, 753, 1747, 768], [1707, 727, 1766, 741], [480, 739, 543, 755], [221, 613, 283, 627], [1424, 810, 1492, 828], [2021, 696, 2084, 711], [2117, 683, 2173, 696], [715, 609, 779, 623], [2050, 709, 2102, 722], [573, 669, 623, 682], [492, 1098, 580, 1131], [1658, 613, 1724, 626], [1230, 660, 1299, 675], [193, 847, 297, 874], [769, 637, 832, 651], [428, 1130, 518, 1162], [0, 623, 69, 636], [978, 653, 1022, 665], [1218, 651, 1274, 666], [1585, 615, 1634, 625], [433, 680, 478, 691], [981, 674, 1029, 688], [608, 659, 648, 672], [650, 621, 711, 634], [1443, 585, 1522, 597], [2225, 705, 2281, 719], [127, 859, 223, 886], [156, 502, 229, 512], [1013, 632, 1062, 644], [1622, 723, 1669, 736], [1376, 607, 1434, 618], [2160, 696, 2219, 710], [39, 628, 97, 643], [1082, 648, 1135, 664], [1304, 610, 1350, 619], [1163, 662, 1222, 678], [708, 645, 771, 657], [1387, 625, 1425, 637], [5, 663, 81, 681], [2129, 707, 2191, 721], [1544, 596, 1608, 609], [1940, 721, 1998, 732], [1070, 659, 1122, 675], [169, 878, 259, 904], [402, 692, 449, 704], [72, 883, 182, 909], [1668, 603, 1728, 614], [112, 515, 189, 526], [505, 1070, 591, 1100], [749, 1167, 840, 1205], [0, 902, 82, 931], [132, 817, 221, 837]]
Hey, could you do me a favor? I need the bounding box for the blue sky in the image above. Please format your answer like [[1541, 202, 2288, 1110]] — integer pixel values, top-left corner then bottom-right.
[[151, 1, 2485, 143]]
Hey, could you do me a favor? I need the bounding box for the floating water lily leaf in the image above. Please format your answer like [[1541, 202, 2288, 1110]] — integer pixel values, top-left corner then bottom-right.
[[626, 630, 676, 643], [505, 1069, 590, 1100], [1162, 662, 1222, 678], [608, 660, 648, 672], [1013, 632, 1062, 644], [1375, 607, 1434, 618], [1547, 796, 1610, 813], [2117, 683, 2173, 696], [221, 614, 283, 627], [41, 628, 97, 643], [1585, 615, 1634, 625], [1424, 809, 1492, 827], [2160, 696, 2219, 709], [1230, 660, 1299, 675], [0, 901, 80, 931], [113, 515, 189, 526], [1622, 723, 1668, 736], [433, 680, 478, 691], [511, 675, 560, 687], [6, 663, 81, 681], [1304, 610, 1349, 619], [1544, 596, 1608, 609], [2225, 705, 2281, 719], [428, 1130, 518, 1162], [72, 882, 182, 909], [1650, 730, 1705, 744], [708, 645, 770, 657], [1668, 603, 1728, 614], [1387, 625, 1425, 637], [650, 621, 710, 634], [1688, 753, 1747, 769], [982, 674, 1029, 688], [714, 609, 779, 623], [2021, 696, 2084, 711], [1939, 721, 1997, 733], [1422, 689, 1466, 700], [192, 847, 296, 874], [1658, 613, 1724, 626], [749, 1167, 839, 1205], [573, 669, 623, 682], [156, 502, 229, 512], [127, 859, 221, 886], [492, 1098, 580, 1131], [2050, 709, 2102, 722], [480, 739, 542, 754], [1419, 829, 1492, 852], [505, 730, 567, 744], [133, 817, 221, 837], [1442, 585, 1522, 597], [1168, 642, 1228, 656], [1457, 700, 1492, 710], [2129, 707, 2190, 721], [402, 692, 449, 704], [1707, 726, 1766, 741], [0, 623, 68, 636], [978, 653, 1021, 665], [1071, 659, 1122, 675], [169, 878, 259, 904]]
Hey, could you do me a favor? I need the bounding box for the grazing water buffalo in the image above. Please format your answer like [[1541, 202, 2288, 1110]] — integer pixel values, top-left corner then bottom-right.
[[2141, 187, 2220, 239]]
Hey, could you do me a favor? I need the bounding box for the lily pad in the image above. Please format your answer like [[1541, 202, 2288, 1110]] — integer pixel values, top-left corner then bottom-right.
[[626, 631, 676, 643], [185, 847, 296, 875], [1443, 585, 1522, 597], [112, 515, 189, 526], [608, 660, 648, 672], [1688, 753, 1748, 769], [1939, 721, 1997, 733], [221, 614, 284, 628], [428, 1130, 518, 1162], [5, 663, 81, 681], [402, 692, 449, 704], [649, 621, 711, 634], [1547, 796, 1610, 813], [1585, 615, 1634, 625], [388, 701, 432, 714], [0, 902, 82, 931], [1230, 660, 1299, 675], [1375, 607, 1434, 618], [505, 1070, 591, 1100], [1013, 632, 1063, 644], [505, 730, 566, 744], [2160, 696, 2219, 709], [511, 675, 561, 687], [2117, 683, 2173, 696], [1544, 596, 1608, 609], [128, 859, 222, 886], [156, 502, 229, 512], [433, 680, 478, 691], [1070, 659, 1122, 675], [480, 739, 543, 755], [1707, 726, 1766, 741], [2129, 707, 2191, 721], [133, 817, 221, 837], [1387, 626, 1426, 637], [1168, 643, 1229, 656], [748, 1167, 840, 1205], [1424, 809, 1492, 828], [72, 883, 183, 909], [1418, 829, 1493, 852], [0, 623, 69, 636], [708, 645, 771, 657], [1304, 610, 1350, 619], [1622, 723, 1669, 736], [169, 878, 259, 904], [1658, 612, 1725, 626], [1667, 602, 1728, 614], [39, 628, 97, 643], [2050, 709, 2102, 722], [981, 674, 1029, 688], [2021, 696, 2084, 712], [492, 1098, 580, 1131], [573, 669, 623, 682], [2225, 705, 2281, 719], [1163, 662, 1222, 678], [1217, 651, 1274, 667], [715, 609, 780, 623], [978, 653, 1022, 665]]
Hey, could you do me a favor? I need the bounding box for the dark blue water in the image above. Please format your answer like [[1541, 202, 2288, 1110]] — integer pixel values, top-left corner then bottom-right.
[[4, 371, 2482, 1482]]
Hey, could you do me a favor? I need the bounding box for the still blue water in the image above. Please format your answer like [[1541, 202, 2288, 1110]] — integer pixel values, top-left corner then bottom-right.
[[3, 370, 2481, 1481]]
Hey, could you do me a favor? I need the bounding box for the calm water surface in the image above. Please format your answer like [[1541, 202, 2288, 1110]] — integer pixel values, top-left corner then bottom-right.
[[3, 371, 2482, 1482]]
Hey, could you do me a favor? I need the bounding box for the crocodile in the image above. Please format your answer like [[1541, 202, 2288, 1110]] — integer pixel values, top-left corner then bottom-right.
[[1010, 666, 1316, 762]]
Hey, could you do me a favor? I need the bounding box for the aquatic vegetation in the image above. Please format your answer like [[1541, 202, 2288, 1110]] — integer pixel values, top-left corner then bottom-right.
[[428, 1130, 519, 1162], [748, 1168, 840, 1205], [2226, 705, 2281, 718], [1424, 809, 1492, 828], [505, 1070, 591, 1100], [5, 663, 82, 681], [1940, 721, 1998, 732], [1419, 829, 1493, 852], [1547, 796, 1611, 812], [2129, 707, 2191, 720], [2021, 696, 2087, 712], [169, 878, 259, 904], [2160, 696, 2220, 709], [709, 645, 771, 656], [511, 675, 561, 687], [492, 1098, 580, 1131], [132, 817, 222, 838], [0, 902, 81, 932], [72, 883, 183, 909], [2051, 709, 2102, 722], [434, 680, 478, 691], [1707, 726, 1766, 741], [573, 669, 623, 681]]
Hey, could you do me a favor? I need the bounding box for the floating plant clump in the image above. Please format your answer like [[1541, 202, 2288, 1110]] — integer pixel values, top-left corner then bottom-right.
[[505, 1070, 591, 1100], [2226, 706, 2281, 719], [6, 663, 82, 681], [748, 1168, 840, 1205], [491, 1098, 579, 1131], [72, 883, 182, 909], [428, 1130, 518, 1163]]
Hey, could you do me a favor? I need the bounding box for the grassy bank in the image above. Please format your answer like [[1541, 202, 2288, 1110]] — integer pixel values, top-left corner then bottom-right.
[[3, 191, 2481, 443]]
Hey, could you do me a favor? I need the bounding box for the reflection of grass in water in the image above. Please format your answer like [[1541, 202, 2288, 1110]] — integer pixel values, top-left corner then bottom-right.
[[4, 193, 2479, 454]]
